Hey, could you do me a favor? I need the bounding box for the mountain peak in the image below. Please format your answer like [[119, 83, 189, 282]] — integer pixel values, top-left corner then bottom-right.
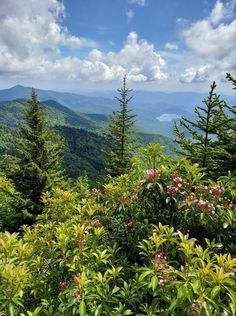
[[11, 85, 25, 89]]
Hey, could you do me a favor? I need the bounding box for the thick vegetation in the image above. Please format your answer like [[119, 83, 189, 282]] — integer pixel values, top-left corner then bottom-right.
[[0, 75, 235, 315]]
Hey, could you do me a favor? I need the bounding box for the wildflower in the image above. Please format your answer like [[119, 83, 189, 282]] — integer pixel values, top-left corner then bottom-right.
[[94, 219, 102, 227], [73, 272, 82, 283], [189, 192, 195, 199], [225, 199, 233, 209], [72, 290, 81, 298], [167, 185, 179, 195], [196, 199, 215, 214], [130, 195, 138, 202], [210, 185, 225, 198], [138, 179, 146, 186], [146, 169, 160, 181], [60, 280, 69, 291], [91, 188, 101, 197], [173, 176, 184, 188], [153, 253, 167, 269], [184, 303, 203, 314]]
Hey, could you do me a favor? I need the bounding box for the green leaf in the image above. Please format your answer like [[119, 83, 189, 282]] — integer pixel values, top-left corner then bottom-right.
[[123, 310, 133, 315], [147, 183, 153, 189], [111, 286, 120, 295], [223, 222, 229, 229], [8, 303, 14, 316], [203, 301, 212, 316], [151, 275, 158, 292], [79, 300, 86, 316], [211, 285, 221, 299], [95, 305, 102, 316]]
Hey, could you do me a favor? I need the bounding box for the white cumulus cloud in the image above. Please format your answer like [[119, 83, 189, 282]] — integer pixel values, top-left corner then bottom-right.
[[0, 0, 95, 76], [180, 0, 236, 83], [69, 32, 167, 82], [180, 64, 212, 83], [0, 0, 166, 85]]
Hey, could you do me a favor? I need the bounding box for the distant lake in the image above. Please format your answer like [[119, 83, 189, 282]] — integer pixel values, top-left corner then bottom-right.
[[156, 113, 181, 122]]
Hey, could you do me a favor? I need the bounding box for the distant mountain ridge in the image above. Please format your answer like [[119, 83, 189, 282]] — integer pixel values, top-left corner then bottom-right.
[[0, 85, 234, 136], [0, 99, 107, 131], [0, 85, 115, 114]]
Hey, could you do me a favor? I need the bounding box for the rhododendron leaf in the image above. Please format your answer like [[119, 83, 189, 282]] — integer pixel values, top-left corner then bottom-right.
[[147, 183, 153, 189], [223, 222, 229, 229], [151, 275, 158, 292], [79, 300, 86, 316], [112, 286, 120, 295]]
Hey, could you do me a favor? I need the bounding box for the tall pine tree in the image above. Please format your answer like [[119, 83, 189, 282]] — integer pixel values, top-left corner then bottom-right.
[[105, 76, 137, 177], [12, 89, 63, 214], [174, 77, 236, 178]]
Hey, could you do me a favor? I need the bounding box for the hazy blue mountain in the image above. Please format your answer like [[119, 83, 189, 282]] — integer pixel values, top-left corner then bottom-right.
[[0, 85, 114, 114], [0, 85, 234, 136], [0, 99, 107, 131]]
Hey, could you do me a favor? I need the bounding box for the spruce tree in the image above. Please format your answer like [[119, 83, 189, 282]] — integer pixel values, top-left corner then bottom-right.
[[105, 76, 137, 177], [216, 74, 236, 175], [174, 77, 236, 178], [12, 89, 63, 214]]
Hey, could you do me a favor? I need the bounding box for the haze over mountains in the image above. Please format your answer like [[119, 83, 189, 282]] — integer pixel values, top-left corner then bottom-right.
[[0, 85, 234, 136]]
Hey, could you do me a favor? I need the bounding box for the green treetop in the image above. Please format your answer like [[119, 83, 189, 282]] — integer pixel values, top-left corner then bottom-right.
[[105, 76, 137, 177]]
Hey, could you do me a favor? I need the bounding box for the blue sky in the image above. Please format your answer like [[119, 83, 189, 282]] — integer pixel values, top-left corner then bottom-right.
[[0, 0, 235, 93]]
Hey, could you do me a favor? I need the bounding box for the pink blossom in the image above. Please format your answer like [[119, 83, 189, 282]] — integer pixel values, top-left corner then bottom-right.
[[130, 195, 138, 202], [184, 303, 203, 314], [210, 185, 225, 198], [225, 199, 233, 209], [91, 188, 101, 196], [196, 199, 215, 214], [153, 253, 167, 269], [173, 176, 184, 188], [167, 185, 179, 195], [60, 280, 69, 291], [94, 219, 102, 227], [146, 169, 160, 181]]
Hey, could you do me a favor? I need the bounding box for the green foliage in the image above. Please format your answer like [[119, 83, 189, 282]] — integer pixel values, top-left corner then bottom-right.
[[0, 199, 235, 315], [7, 90, 64, 215], [56, 126, 105, 185], [0, 174, 30, 232], [105, 76, 137, 177], [0, 80, 236, 315], [174, 76, 236, 178]]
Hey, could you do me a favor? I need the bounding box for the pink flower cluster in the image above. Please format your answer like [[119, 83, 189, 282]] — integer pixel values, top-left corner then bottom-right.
[[196, 199, 215, 214], [184, 303, 203, 314], [210, 185, 225, 198], [152, 253, 175, 288], [167, 185, 179, 196], [153, 253, 167, 269], [173, 176, 184, 188], [130, 195, 138, 202], [195, 185, 209, 194], [225, 199, 233, 209], [93, 219, 102, 227], [91, 188, 101, 197], [60, 280, 69, 291], [146, 169, 160, 181]]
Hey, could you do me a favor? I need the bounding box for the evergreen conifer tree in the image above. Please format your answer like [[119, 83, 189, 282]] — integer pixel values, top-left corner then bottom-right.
[[105, 76, 137, 177], [12, 89, 63, 214], [174, 77, 236, 178], [216, 74, 236, 175]]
